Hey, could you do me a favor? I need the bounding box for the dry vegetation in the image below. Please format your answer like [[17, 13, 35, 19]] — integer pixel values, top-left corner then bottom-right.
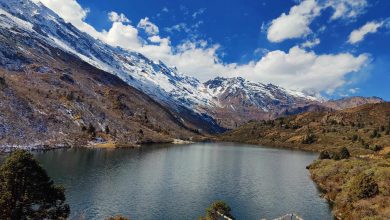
[[218, 103, 390, 219], [308, 158, 390, 220], [219, 103, 390, 155]]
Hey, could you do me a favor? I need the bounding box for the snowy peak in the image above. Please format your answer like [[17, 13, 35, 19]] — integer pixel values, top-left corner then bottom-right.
[[201, 77, 323, 128], [205, 77, 319, 110]]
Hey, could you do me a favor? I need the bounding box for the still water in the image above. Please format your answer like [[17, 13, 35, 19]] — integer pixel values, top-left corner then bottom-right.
[[33, 143, 333, 220]]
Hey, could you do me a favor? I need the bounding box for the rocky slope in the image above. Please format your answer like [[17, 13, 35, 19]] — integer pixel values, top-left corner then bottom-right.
[[0, 2, 211, 151], [0, 0, 224, 134], [0, 47, 202, 151]]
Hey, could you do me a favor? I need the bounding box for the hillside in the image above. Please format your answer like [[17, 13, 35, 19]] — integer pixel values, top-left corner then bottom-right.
[[0, 42, 201, 152], [308, 157, 390, 220], [0, 0, 224, 135], [219, 102, 390, 154]]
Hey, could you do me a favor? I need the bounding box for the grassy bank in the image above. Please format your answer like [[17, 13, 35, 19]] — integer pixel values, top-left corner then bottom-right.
[[308, 156, 390, 220]]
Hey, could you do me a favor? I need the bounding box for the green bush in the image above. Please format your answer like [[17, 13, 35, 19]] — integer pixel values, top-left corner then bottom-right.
[[319, 151, 331, 159], [339, 147, 350, 159], [349, 173, 378, 200], [106, 216, 130, 220], [331, 153, 341, 160], [370, 129, 380, 139], [302, 133, 316, 144], [369, 145, 383, 152], [199, 200, 235, 220]]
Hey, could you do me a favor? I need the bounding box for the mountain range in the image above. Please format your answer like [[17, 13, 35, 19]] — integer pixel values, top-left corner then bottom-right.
[[0, 0, 385, 150]]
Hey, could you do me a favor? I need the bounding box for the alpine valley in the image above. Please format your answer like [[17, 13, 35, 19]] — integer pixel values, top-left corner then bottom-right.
[[0, 0, 384, 151]]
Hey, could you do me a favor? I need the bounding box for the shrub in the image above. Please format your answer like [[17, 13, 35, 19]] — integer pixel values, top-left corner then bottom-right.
[[87, 123, 96, 138], [199, 200, 235, 220], [319, 151, 331, 159], [370, 145, 383, 152], [65, 91, 75, 101], [351, 134, 358, 142], [302, 133, 316, 144], [339, 147, 350, 159], [370, 129, 380, 139], [88, 123, 96, 133], [331, 153, 341, 161], [349, 173, 378, 200], [0, 76, 6, 89]]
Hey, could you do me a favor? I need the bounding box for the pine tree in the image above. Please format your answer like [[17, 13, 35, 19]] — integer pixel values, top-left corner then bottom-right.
[[199, 200, 235, 220], [0, 150, 70, 220]]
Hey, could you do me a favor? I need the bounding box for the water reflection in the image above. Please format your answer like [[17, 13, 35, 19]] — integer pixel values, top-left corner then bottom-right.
[[33, 143, 333, 220]]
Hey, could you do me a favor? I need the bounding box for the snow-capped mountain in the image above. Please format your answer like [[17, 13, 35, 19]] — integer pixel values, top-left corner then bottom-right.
[[203, 77, 322, 128], [2, 0, 358, 132], [0, 0, 226, 133], [205, 77, 318, 111], [0, 0, 216, 110]]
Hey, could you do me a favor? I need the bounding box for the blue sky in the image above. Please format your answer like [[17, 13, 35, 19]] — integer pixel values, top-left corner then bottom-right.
[[37, 0, 390, 100]]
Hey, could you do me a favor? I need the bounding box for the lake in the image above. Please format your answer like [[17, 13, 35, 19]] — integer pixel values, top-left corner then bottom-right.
[[32, 143, 333, 220]]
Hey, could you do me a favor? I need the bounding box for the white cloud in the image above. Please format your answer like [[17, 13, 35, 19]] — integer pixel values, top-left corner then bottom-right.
[[300, 38, 320, 48], [267, 0, 320, 42], [108, 11, 130, 23], [137, 17, 159, 36], [326, 0, 368, 20], [165, 23, 190, 33], [348, 88, 359, 94], [238, 47, 368, 94], [101, 22, 141, 49], [192, 8, 206, 19], [267, 0, 368, 43], [162, 7, 169, 13], [348, 21, 383, 44], [32, 0, 102, 39], [33, 0, 369, 95]]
